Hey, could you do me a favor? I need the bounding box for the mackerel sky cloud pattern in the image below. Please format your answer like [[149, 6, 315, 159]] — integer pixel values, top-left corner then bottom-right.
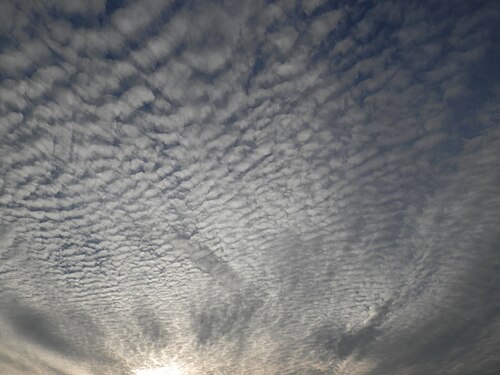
[[1, 0, 500, 374]]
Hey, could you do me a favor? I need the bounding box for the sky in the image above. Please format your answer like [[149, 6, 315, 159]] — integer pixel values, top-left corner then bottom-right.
[[0, 0, 499, 374]]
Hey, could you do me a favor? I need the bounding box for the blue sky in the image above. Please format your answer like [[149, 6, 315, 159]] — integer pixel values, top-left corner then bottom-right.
[[0, 1, 499, 374]]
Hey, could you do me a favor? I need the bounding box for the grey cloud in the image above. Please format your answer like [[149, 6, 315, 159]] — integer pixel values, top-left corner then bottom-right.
[[1, 299, 75, 357], [335, 301, 392, 359], [366, 237, 500, 375], [133, 307, 169, 349], [192, 292, 262, 348], [51, 0, 106, 16]]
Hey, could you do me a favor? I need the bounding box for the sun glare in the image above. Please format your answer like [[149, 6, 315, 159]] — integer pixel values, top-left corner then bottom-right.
[[134, 364, 182, 375]]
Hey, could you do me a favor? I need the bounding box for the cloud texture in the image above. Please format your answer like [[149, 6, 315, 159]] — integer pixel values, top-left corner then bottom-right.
[[1, 0, 500, 374]]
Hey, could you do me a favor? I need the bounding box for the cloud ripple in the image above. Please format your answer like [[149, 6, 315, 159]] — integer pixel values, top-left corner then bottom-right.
[[0, 0, 499, 374]]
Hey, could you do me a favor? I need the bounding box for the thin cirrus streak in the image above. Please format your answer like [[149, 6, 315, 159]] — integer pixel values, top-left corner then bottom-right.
[[0, 0, 499, 374]]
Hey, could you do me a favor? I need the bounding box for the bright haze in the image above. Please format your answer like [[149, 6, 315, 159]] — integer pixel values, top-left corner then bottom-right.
[[1, 0, 499, 374]]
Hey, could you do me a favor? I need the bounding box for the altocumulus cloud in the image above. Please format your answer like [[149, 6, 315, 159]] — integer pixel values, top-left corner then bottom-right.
[[1, 0, 500, 374]]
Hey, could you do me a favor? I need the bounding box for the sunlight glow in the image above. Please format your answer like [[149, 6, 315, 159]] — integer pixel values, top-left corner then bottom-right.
[[134, 364, 182, 375]]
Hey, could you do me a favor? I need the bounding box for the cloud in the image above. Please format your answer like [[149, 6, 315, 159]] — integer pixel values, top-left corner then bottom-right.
[[0, 0, 499, 374], [2, 301, 75, 357]]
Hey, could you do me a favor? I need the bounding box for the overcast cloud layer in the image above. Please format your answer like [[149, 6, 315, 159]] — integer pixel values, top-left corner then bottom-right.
[[1, 0, 500, 374]]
